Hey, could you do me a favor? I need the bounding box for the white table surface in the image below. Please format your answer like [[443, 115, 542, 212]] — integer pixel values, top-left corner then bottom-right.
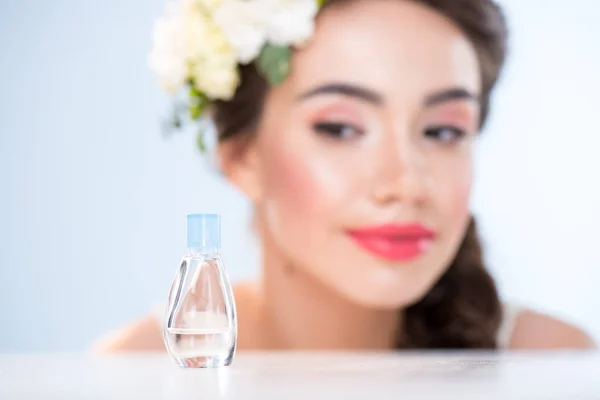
[[1, 351, 599, 399]]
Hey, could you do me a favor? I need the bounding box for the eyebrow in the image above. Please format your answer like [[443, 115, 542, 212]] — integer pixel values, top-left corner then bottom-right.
[[297, 83, 383, 104], [297, 83, 479, 107], [425, 88, 480, 107]]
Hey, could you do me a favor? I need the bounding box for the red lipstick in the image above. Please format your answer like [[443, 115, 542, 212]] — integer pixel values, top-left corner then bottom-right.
[[347, 224, 435, 261]]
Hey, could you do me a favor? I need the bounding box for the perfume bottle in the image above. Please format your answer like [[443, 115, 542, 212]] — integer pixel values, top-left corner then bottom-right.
[[163, 214, 237, 368]]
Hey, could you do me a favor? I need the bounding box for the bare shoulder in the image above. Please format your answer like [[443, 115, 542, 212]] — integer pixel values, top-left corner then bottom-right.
[[90, 313, 165, 354], [90, 281, 261, 354], [231, 280, 263, 349], [509, 308, 596, 350]]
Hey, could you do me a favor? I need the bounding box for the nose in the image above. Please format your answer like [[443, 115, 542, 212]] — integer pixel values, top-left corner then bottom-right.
[[371, 139, 429, 207]]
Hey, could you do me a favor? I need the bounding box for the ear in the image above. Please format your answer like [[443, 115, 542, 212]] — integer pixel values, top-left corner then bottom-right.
[[218, 136, 263, 203]]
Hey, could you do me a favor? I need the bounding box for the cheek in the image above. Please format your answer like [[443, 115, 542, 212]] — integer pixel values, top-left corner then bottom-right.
[[432, 154, 473, 223], [451, 169, 472, 216], [260, 139, 349, 228]]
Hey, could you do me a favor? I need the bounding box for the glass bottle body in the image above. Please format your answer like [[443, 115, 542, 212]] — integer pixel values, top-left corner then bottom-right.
[[163, 250, 237, 368]]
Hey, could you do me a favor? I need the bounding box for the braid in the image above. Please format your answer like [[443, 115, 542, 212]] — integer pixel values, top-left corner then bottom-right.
[[400, 217, 502, 349]]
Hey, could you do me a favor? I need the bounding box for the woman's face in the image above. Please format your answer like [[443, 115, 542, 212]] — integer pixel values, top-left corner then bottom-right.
[[230, 0, 481, 308]]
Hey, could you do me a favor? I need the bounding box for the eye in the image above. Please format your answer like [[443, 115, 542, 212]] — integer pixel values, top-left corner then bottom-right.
[[424, 126, 467, 144], [312, 122, 365, 140]]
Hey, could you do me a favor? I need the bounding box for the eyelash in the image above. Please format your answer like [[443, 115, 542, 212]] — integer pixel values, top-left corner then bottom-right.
[[424, 125, 467, 144], [312, 122, 468, 144], [312, 122, 365, 140]]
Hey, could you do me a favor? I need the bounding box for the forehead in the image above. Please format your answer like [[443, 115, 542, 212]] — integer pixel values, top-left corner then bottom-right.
[[288, 0, 481, 102]]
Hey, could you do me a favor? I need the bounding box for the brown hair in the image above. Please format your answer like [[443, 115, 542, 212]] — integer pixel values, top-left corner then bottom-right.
[[212, 0, 508, 349]]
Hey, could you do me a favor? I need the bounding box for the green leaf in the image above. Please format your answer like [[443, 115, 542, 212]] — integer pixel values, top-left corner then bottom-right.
[[188, 86, 209, 121], [189, 104, 202, 120], [172, 112, 182, 129], [257, 44, 291, 86], [189, 85, 202, 99], [196, 130, 207, 153]]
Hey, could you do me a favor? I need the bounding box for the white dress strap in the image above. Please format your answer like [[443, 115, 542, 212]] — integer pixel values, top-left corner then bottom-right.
[[497, 303, 521, 348]]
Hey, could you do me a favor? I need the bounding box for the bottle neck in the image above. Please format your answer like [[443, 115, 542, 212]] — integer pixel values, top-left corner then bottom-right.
[[187, 247, 220, 257]]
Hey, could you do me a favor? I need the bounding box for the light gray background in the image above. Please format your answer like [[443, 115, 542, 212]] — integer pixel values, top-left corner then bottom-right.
[[1, 0, 599, 353]]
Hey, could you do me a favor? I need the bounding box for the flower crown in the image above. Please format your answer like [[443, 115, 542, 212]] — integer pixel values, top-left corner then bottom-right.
[[149, 0, 327, 151]]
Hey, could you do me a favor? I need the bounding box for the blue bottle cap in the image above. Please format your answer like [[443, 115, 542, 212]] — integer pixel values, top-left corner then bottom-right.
[[187, 214, 220, 250]]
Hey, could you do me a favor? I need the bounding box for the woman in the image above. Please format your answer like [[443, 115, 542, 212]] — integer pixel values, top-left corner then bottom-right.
[[94, 0, 595, 352]]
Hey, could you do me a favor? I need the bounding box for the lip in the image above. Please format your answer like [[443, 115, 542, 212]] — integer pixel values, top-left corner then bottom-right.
[[347, 223, 435, 262]]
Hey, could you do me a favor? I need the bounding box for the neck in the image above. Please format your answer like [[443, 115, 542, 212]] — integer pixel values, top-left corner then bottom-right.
[[256, 232, 401, 351]]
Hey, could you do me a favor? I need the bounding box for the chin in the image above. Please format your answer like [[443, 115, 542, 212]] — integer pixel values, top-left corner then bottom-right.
[[334, 277, 431, 310]]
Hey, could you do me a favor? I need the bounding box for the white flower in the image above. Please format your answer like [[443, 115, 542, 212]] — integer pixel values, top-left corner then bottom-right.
[[193, 53, 240, 100], [182, 0, 228, 60], [196, 0, 222, 12], [213, 0, 319, 65], [262, 0, 318, 46], [182, 0, 240, 99], [213, 0, 269, 64], [150, 0, 240, 99], [148, 2, 188, 93], [149, 0, 320, 100]]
